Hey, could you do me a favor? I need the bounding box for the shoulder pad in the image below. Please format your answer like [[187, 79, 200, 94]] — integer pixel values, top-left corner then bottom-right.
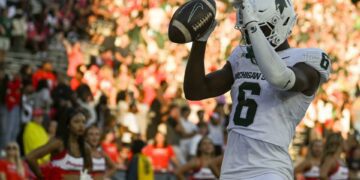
[[302, 48, 331, 84], [227, 46, 244, 70]]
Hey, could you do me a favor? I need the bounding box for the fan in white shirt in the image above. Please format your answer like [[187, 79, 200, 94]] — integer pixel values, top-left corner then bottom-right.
[[121, 102, 140, 144], [179, 106, 198, 160]]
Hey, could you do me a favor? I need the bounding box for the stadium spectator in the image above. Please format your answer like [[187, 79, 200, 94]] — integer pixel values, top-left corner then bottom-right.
[[10, 8, 26, 52], [179, 105, 198, 160], [213, 103, 227, 126], [0, 7, 11, 59], [19, 64, 33, 90], [143, 131, 179, 172], [173, 87, 188, 108], [95, 94, 110, 129], [51, 74, 75, 125], [5, 73, 21, 145], [76, 84, 96, 127], [31, 60, 57, 89], [126, 140, 154, 180], [26, 109, 92, 179], [26, 14, 49, 53], [23, 108, 50, 165], [0, 68, 8, 149], [48, 120, 57, 138], [31, 79, 52, 125], [85, 125, 116, 180], [165, 104, 194, 165], [115, 90, 131, 125], [189, 122, 210, 158], [207, 113, 225, 156], [147, 82, 168, 140], [101, 128, 122, 165], [20, 80, 34, 125], [197, 110, 206, 125], [135, 89, 150, 141], [70, 65, 85, 91], [320, 133, 349, 179], [63, 38, 84, 77], [0, 142, 32, 179], [295, 139, 323, 179], [121, 102, 140, 146], [175, 137, 218, 180]]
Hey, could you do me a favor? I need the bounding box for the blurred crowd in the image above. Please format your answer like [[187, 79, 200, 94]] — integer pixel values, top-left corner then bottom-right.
[[0, 0, 359, 179]]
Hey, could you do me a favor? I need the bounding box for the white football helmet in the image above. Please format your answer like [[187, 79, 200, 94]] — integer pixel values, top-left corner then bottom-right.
[[233, 0, 297, 48]]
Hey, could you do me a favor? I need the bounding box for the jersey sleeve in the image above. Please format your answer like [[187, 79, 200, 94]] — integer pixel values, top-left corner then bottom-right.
[[302, 48, 331, 84], [227, 46, 245, 76]]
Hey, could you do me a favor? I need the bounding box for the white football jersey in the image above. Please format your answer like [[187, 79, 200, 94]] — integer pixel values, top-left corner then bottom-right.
[[227, 46, 331, 148]]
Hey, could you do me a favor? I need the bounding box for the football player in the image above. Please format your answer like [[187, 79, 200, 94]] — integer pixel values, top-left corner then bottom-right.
[[183, 0, 331, 179]]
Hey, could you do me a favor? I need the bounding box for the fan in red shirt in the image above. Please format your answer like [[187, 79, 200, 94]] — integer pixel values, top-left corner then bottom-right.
[[5, 75, 22, 144], [32, 60, 57, 90], [101, 129, 121, 164], [142, 132, 179, 171], [0, 142, 33, 180], [70, 65, 85, 91], [5, 75, 21, 111], [63, 40, 84, 78]]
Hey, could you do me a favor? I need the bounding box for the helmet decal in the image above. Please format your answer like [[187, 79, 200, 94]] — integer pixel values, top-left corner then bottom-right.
[[275, 0, 289, 14], [235, 0, 297, 48]]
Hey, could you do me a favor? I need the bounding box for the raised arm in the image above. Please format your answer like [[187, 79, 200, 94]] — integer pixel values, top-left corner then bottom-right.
[[183, 41, 234, 100], [175, 159, 198, 180], [25, 138, 62, 179], [209, 155, 223, 178], [183, 20, 234, 101], [103, 154, 117, 179], [241, 1, 321, 96], [294, 159, 311, 175], [319, 156, 336, 180]]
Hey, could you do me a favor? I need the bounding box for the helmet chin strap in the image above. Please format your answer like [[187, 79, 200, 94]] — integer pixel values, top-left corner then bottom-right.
[[239, 28, 248, 45]]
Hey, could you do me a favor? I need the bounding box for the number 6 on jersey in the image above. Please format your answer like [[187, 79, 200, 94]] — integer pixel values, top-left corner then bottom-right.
[[233, 82, 261, 127]]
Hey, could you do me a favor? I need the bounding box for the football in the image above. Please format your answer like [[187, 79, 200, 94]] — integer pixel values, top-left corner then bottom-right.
[[168, 0, 216, 44]]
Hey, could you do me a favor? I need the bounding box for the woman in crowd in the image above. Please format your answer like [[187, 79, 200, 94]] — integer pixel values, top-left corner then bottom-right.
[[26, 109, 93, 179], [295, 139, 323, 179], [101, 128, 122, 165], [85, 125, 116, 180], [175, 137, 219, 180], [142, 131, 180, 172], [0, 142, 32, 179], [32, 79, 53, 129], [319, 133, 349, 180]]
